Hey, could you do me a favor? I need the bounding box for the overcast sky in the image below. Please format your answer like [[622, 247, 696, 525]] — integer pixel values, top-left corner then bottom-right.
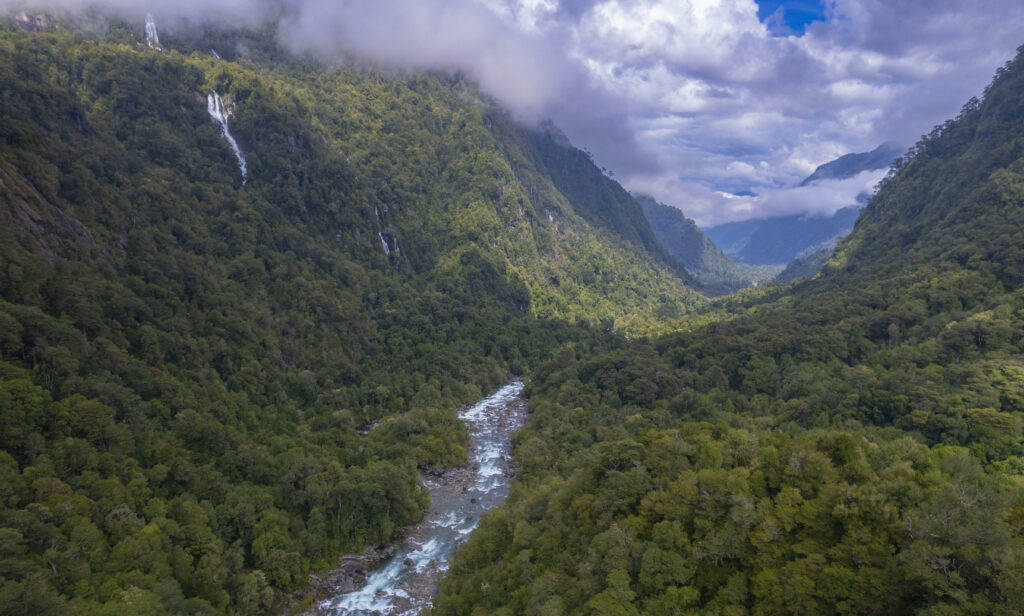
[[8, 0, 1024, 225]]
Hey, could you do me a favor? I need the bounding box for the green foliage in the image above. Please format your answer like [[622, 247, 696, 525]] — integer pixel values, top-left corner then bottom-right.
[[636, 194, 783, 295], [7, 13, 1024, 616], [0, 18, 685, 614], [434, 46, 1024, 615], [776, 248, 831, 282]]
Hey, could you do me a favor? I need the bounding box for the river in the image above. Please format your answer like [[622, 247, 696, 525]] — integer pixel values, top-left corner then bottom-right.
[[318, 381, 527, 615]]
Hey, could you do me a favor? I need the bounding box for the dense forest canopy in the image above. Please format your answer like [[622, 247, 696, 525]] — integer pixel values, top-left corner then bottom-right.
[[2, 8, 1024, 616], [433, 47, 1024, 615], [0, 14, 698, 614]]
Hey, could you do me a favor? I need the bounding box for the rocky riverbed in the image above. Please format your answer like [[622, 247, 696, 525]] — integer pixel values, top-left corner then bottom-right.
[[298, 381, 527, 616]]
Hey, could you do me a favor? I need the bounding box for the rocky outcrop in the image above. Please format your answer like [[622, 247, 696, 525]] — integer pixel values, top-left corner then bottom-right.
[[14, 11, 51, 32], [1, 164, 94, 260], [290, 545, 396, 613]]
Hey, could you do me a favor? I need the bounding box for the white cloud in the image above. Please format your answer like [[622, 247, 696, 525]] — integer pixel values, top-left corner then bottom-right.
[[553, 0, 1023, 224], [7, 0, 1023, 225], [636, 168, 886, 227], [0, 0, 273, 24], [753, 168, 885, 219], [278, 0, 575, 118]]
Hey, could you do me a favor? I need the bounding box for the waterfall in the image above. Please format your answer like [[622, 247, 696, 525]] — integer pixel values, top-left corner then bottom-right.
[[379, 232, 391, 256], [145, 14, 160, 49], [207, 92, 248, 182]]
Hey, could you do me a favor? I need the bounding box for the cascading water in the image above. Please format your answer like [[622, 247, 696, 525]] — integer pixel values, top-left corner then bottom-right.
[[145, 13, 160, 49], [319, 382, 527, 615], [206, 92, 248, 182]]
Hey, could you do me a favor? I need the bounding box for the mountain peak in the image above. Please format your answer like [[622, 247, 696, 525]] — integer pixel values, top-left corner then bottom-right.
[[799, 142, 904, 186]]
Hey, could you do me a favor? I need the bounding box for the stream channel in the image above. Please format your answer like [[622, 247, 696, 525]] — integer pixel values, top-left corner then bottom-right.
[[318, 381, 527, 615]]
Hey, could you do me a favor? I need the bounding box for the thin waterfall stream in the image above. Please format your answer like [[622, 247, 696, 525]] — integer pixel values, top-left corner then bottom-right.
[[145, 13, 160, 49], [317, 381, 527, 615], [207, 92, 248, 182]]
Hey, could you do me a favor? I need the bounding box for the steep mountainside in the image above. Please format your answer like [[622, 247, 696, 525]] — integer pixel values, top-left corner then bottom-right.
[[775, 247, 831, 281], [636, 195, 782, 295], [0, 17, 697, 615], [434, 48, 1024, 616], [526, 123, 683, 274]]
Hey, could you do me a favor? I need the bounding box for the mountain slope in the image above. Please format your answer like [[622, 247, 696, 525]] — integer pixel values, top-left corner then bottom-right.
[[775, 247, 831, 281], [636, 195, 782, 295], [0, 17, 698, 615], [433, 48, 1024, 616], [525, 123, 683, 274]]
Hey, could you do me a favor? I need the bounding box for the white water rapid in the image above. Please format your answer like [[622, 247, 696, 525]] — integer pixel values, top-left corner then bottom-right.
[[206, 92, 248, 182], [319, 382, 527, 615], [145, 13, 160, 49]]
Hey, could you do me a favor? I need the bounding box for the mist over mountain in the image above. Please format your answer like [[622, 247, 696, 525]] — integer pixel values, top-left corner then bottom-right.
[[3, 0, 1021, 226], [3, 5, 1024, 616], [705, 205, 863, 265], [799, 142, 903, 186], [704, 143, 902, 265]]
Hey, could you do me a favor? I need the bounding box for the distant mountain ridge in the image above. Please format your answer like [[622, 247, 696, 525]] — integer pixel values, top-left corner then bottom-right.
[[524, 123, 688, 280], [705, 205, 862, 265], [799, 142, 903, 186], [775, 247, 832, 282], [704, 143, 902, 265]]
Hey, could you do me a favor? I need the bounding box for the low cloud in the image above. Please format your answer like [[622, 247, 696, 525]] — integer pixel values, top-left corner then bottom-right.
[[634, 168, 886, 227], [4, 0, 1022, 225], [1, 0, 273, 24], [279, 0, 571, 119], [275, 0, 654, 174], [751, 169, 885, 220]]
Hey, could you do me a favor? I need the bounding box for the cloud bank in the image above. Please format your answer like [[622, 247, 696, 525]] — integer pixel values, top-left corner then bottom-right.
[[5, 0, 1023, 225], [560, 0, 1023, 224]]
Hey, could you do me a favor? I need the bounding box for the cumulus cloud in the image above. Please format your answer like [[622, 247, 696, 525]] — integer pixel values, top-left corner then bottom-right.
[[557, 0, 1023, 224], [4, 0, 1023, 225]]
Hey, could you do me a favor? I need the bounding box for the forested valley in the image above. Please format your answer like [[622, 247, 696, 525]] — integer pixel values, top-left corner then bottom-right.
[[1, 9, 1023, 616], [0, 15, 696, 614], [435, 48, 1024, 615]]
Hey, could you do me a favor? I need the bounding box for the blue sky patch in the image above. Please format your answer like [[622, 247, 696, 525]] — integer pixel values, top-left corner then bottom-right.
[[756, 0, 827, 35]]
